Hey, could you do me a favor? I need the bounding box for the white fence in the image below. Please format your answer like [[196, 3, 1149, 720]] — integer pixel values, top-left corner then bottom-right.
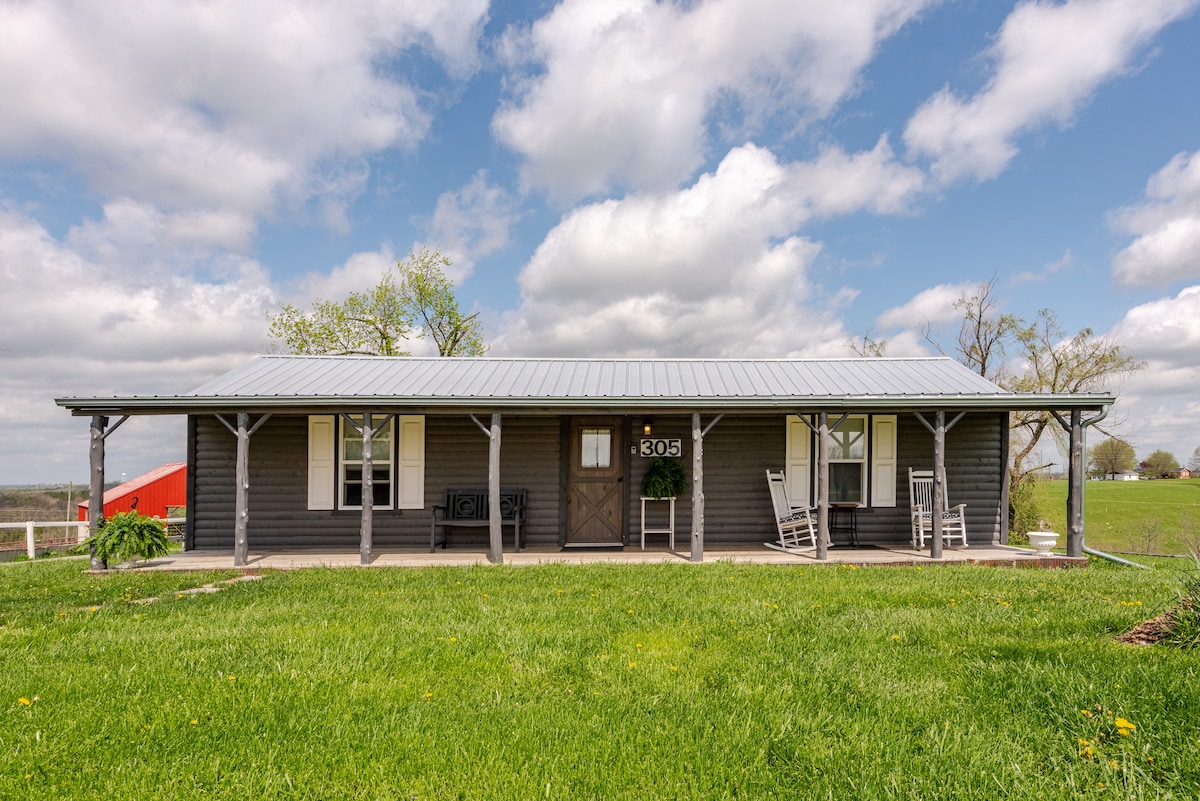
[[0, 518, 185, 560]]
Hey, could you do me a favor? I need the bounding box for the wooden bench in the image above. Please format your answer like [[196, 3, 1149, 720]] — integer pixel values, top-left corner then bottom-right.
[[430, 488, 527, 553]]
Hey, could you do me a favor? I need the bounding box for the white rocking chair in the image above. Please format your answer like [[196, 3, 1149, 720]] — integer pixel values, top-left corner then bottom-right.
[[908, 468, 967, 548], [764, 469, 817, 553]]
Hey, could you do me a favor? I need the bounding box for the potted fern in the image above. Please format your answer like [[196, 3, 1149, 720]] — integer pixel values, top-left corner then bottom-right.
[[641, 456, 688, 499], [84, 511, 172, 567]]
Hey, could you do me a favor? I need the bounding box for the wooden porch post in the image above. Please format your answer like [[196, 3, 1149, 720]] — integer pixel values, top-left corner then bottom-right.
[[216, 413, 270, 568], [691, 412, 704, 563], [1066, 409, 1084, 558], [233, 413, 250, 567], [361, 412, 374, 565], [931, 410, 945, 560], [88, 415, 107, 571], [87, 414, 129, 570], [816, 412, 830, 561], [489, 413, 503, 564]]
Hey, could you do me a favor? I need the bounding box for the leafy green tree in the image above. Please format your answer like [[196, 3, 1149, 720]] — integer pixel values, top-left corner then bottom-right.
[[1089, 438, 1136, 479], [268, 247, 486, 357], [397, 247, 487, 356], [1143, 449, 1180, 478]]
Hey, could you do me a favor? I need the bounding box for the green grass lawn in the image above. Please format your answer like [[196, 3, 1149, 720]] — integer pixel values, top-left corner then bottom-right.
[[3, 559, 1198, 800], [1035, 478, 1200, 556]]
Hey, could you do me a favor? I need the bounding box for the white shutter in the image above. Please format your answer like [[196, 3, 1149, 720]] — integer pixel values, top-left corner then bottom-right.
[[870, 415, 897, 507], [307, 415, 335, 511], [785, 415, 812, 507], [396, 415, 425, 509]]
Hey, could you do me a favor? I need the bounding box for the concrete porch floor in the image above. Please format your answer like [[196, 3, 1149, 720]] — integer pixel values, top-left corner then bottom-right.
[[136, 543, 1083, 571]]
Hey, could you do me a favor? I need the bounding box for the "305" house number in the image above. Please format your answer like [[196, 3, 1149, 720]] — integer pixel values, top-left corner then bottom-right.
[[639, 438, 682, 458]]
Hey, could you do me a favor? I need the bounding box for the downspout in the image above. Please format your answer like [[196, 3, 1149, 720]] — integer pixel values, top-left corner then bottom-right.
[[1075, 405, 1150, 570]]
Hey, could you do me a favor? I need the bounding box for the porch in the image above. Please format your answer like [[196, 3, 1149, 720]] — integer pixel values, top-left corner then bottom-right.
[[126, 543, 1084, 572]]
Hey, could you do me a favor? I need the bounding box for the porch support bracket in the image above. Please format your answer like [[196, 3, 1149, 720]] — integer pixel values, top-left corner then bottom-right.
[[690, 413, 724, 563], [1051, 406, 1109, 558]]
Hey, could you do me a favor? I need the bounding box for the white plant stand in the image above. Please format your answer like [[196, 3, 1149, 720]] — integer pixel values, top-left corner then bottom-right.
[[640, 496, 676, 550]]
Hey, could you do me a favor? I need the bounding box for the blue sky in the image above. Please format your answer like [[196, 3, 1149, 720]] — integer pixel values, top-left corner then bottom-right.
[[2, 0, 1200, 484]]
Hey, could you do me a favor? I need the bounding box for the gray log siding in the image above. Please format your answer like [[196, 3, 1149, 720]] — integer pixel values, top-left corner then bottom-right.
[[190, 414, 563, 550], [189, 411, 1005, 550]]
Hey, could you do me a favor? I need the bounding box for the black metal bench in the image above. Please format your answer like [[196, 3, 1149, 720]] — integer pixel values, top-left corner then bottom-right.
[[430, 488, 527, 553]]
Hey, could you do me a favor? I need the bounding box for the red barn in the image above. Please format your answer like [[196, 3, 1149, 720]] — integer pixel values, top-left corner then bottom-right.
[[78, 462, 187, 522]]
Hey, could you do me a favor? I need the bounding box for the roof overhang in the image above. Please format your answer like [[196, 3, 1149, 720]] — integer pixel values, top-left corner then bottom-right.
[[55, 392, 1116, 417]]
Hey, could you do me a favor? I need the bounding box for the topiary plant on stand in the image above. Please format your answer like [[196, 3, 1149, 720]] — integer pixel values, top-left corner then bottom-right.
[[642, 456, 688, 499], [84, 511, 171, 567]]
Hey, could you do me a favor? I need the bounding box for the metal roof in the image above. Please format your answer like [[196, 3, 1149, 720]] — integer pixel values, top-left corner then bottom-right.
[[56, 355, 1115, 414]]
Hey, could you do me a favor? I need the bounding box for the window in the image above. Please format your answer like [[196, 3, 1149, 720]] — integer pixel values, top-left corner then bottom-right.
[[308, 415, 425, 511], [785, 414, 897, 508], [341, 415, 394, 509], [828, 416, 866, 504], [580, 427, 612, 468]]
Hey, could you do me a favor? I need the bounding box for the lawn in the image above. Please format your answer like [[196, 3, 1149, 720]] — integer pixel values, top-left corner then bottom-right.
[[2, 559, 1198, 799], [1035, 478, 1200, 556]]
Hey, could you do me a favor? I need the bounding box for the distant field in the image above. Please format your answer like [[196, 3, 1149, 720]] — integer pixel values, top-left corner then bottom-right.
[[1034, 478, 1200, 556]]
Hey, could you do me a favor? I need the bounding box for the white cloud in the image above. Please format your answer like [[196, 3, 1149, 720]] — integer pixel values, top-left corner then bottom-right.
[[285, 246, 398, 305], [1111, 150, 1200, 285], [875, 282, 976, 330], [494, 0, 936, 200], [417, 172, 521, 281], [0, 207, 277, 483], [1105, 285, 1200, 459], [495, 141, 924, 356], [1012, 249, 1074, 285], [0, 0, 490, 245], [904, 0, 1197, 184]]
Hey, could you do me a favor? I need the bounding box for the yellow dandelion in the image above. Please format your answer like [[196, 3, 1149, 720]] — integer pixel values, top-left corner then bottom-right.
[[1114, 717, 1135, 731], [88, 606, 98, 612], [891, 634, 901, 641], [669, 665, 678, 671], [1097, 783, 1105, 789], [627, 609, 634, 614], [1081, 709, 1093, 717], [629, 661, 637, 667], [191, 719, 198, 725], [227, 676, 236, 682], [18, 697, 31, 706], [1108, 760, 1119, 770], [636, 642, 642, 648], [449, 636, 457, 642], [1078, 739, 1090, 747], [424, 692, 433, 698]]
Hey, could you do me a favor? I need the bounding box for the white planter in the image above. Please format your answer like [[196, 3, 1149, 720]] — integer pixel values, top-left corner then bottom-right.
[[1027, 532, 1058, 556]]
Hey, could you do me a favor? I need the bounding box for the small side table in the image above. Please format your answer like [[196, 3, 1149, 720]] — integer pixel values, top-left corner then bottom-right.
[[829, 503, 859, 547], [640, 496, 676, 550]]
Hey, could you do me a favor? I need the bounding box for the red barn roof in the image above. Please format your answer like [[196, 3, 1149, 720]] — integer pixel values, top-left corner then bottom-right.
[[78, 462, 187, 521]]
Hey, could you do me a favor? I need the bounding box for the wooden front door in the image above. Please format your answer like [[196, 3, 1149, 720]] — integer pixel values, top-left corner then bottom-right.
[[565, 417, 625, 545]]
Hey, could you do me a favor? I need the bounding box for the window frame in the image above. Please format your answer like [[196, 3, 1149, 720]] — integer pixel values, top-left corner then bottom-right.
[[338, 415, 396, 511]]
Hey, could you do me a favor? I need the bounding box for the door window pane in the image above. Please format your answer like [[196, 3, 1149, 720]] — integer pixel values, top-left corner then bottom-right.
[[581, 428, 612, 468]]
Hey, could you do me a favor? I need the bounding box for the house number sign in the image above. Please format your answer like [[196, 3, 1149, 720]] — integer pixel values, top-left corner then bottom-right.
[[639, 438, 682, 457]]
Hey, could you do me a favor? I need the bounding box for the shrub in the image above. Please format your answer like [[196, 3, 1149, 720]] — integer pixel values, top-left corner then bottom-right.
[[1164, 568, 1200, 649], [85, 511, 171, 566]]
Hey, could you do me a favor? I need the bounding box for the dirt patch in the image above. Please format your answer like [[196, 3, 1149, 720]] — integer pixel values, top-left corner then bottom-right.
[[1117, 610, 1176, 646]]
